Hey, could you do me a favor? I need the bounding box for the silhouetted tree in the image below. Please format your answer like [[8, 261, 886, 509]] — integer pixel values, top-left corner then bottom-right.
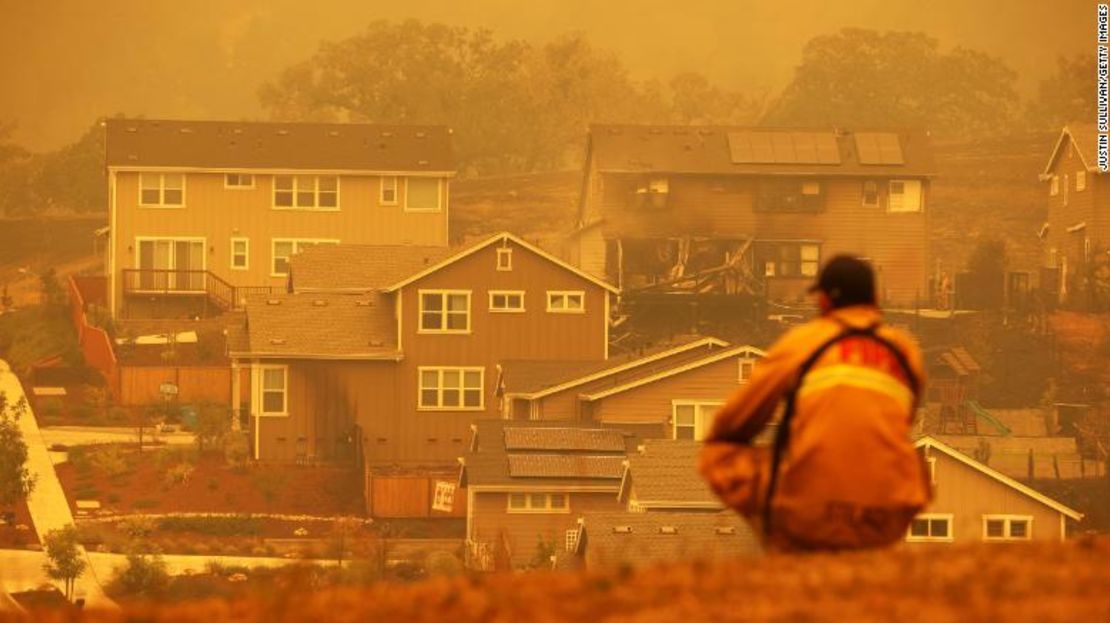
[[1027, 54, 1097, 128]]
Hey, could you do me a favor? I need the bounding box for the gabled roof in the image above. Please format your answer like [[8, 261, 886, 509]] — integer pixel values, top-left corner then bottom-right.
[[291, 244, 454, 293], [575, 511, 760, 568], [1042, 123, 1100, 176], [622, 440, 721, 509], [915, 436, 1083, 520], [385, 232, 619, 294], [105, 118, 454, 173], [581, 345, 766, 401], [588, 124, 936, 177], [230, 292, 400, 360]]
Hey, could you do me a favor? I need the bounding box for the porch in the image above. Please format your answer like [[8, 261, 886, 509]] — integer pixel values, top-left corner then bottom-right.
[[120, 269, 276, 319]]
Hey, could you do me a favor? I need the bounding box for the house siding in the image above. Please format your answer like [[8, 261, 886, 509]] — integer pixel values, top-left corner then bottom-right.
[[1044, 139, 1098, 303]]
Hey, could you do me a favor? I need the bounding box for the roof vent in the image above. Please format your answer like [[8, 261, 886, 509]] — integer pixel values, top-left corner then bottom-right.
[[269, 338, 287, 346], [276, 129, 289, 136], [179, 127, 194, 134], [126, 126, 138, 133], [612, 526, 632, 534], [381, 131, 394, 138], [368, 339, 385, 347], [233, 128, 244, 135], [266, 299, 282, 306], [328, 130, 339, 137], [659, 526, 678, 535], [418, 159, 429, 166], [715, 526, 736, 535], [355, 299, 374, 307], [415, 131, 426, 138], [312, 299, 328, 307], [127, 154, 138, 161]]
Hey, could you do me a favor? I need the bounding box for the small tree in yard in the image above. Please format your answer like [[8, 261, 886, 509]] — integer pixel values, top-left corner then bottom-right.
[[0, 392, 36, 511], [328, 517, 365, 569], [194, 403, 231, 453], [43, 526, 86, 600]]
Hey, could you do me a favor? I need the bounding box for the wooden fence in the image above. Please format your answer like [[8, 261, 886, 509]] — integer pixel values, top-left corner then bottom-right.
[[118, 365, 232, 406], [68, 275, 119, 398], [365, 472, 467, 519]]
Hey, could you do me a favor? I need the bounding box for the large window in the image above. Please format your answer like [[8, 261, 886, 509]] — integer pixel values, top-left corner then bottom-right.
[[757, 242, 820, 279], [418, 367, 483, 410], [271, 239, 339, 276], [907, 514, 953, 542], [405, 177, 442, 211], [419, 291, 471, 332], [755, 179, 824, 212], [672, 401, 722, 440], [507, 492, 569, 513], [983, 515, 1032, 541], [139, 173, 184, 207], [134, 238, 204, 291], [888, 179, 923, 213], [546, 291, 585, 313], [260, 366, 287, 416], [273, 175, 339, 209]]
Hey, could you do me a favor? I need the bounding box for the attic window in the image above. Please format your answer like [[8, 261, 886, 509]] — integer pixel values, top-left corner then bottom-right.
[[497, 248, 512, 271]]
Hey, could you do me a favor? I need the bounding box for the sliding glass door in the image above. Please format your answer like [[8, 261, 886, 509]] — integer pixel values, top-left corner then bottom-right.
[[136, 239, 205, 291]]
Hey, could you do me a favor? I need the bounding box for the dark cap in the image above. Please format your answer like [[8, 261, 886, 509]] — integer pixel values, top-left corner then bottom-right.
[[807, 255, 876, 307]]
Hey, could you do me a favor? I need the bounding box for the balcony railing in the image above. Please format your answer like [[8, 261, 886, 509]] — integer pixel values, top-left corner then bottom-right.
[[121, 269, 275, 311]]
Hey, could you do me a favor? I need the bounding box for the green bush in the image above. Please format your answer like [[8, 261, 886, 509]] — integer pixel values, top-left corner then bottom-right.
[[163, 462, 195, 487], [157, 515, 263, 537], [89, 445, 130, 478], [109, 553, 169, 598]]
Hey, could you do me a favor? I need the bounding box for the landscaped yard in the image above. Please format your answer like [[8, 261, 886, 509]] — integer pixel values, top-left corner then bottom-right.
[[0, 498, 39, 549]]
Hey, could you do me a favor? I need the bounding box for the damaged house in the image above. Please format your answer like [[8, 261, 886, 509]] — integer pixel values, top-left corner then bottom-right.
[[568, 125, 936, 309]]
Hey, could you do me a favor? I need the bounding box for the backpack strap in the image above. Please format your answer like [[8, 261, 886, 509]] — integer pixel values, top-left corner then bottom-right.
[[761, 321, 919, 537]]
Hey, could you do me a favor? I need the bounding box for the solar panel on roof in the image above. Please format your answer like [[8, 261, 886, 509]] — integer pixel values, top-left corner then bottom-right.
[[506, 454, 625, 479], [855, 132, 904, 165], [503, 427, 626, 452], [727, 131, 841, 164]]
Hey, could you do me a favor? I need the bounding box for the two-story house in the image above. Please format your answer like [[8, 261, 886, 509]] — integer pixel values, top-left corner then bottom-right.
[[569, 125, 935, 308], [1040, 123, 1109, 309], [104, 118, 453, 319], [227, 231, 619, 465]]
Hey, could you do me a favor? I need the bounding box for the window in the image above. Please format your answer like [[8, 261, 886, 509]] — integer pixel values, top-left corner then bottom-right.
[[1049, 175, 1059, 196], [862, 180, 880, 207], [1076, 170, 1086, 191], [418, 367, 484, 410], [565, 529, 578, 552], [983, 515, 1032, 541], [260, 366, 287, 416], [757, 242, 820, 279], [738, 358, 756, 383], [506, 492, 569, 513], [547, 291, 585, 313], [755, 179, 824, 212], [381, 176, 398, 205], [230, 238, 249, 271], [888, 179, 923, 213], [672, 401, 722, 441], [405, 177, 442, 211], [497, 248, 512, 271], [271, 239, 339, 276], [419, 291, 471, 332], [489, 291, 524, 313], [139, 173, 184, 206], [225, 173, 254, 189], [272, 175, 339, 209], [431, 481, 456, 512], [907, 514, 953, 542]]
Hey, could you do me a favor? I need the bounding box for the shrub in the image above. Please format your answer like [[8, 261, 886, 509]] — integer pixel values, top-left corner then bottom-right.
[[110, 553, 169, 598], [154, 446, 197, 469], [425, 551, 463, 577], [223, 432, 250, 467], [89, 445, 130, 478], [67, 446, 91, 474], [117, 517, 157, 540], [163, 462, 195, 487]]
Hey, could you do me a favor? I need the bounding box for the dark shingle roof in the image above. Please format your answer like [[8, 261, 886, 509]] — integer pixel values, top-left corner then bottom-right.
[[234, 292, 399, 359], [626, 440, 721, 508], [503, 427, 627, 452], [105, 118, 454, 172], [589, 124, 935, 177], [291, 244, 454, 292], [506, 454, 626, 479], [578, 511, 761, 569]]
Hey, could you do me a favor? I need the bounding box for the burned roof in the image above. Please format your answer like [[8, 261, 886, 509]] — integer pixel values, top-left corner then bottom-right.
[[503, 427, 627, 452], [233, 292, 399, 359], [588, 124, 935, 177], [625, 440, 721, 508], [105, 118, 454, 172], [577, 511, 761, 569], [291, 244, 455, 292]]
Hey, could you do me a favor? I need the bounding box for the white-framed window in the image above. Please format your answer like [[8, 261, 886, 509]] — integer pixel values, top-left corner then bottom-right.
[[418, 366, 484, 410], [565, 528, 578, 551], [862, 180, 880, 207], [419, 290, 471, 333], [380, 176, 398, 205], [139, 173, 185, 207], [273, 175, 339, 210], [907, 514, 953, 542], [506, 492, 569, 514], [547, 291, 585, 313], [259, 365, 288, 416], [983, 515, 1032, 541], [497, 248, 512, 271], [1076, 170, 1086, 192], [271, 238, 340, 276], [489, 290, 524, 313], [404, 177, 442, 212], [888, 179, 923, 213], [133, 237, 205, 291], [230, 238, 249, 271], [1049, 175, 1059, 196], [738, 358, 757, 383], [672, 400, 722, 441], [224, 173, 255, 189]]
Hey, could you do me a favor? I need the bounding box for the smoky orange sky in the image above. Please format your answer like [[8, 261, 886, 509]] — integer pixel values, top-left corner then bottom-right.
[[0, 0, 1092, 151]]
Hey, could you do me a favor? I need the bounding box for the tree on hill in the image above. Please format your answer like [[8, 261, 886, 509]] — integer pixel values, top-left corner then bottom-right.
[[1026, 54, 1097, 129], [0, 391, 36, 512], [762, 28, 1017, 136]]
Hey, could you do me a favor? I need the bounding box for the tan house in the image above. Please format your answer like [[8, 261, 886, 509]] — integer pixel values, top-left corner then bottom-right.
[[570, 511, 757, 571], [104, 119, 454, 318], [569, 124, 936, 307], [227, 232, 618, 466], [907, 436, 1083, 544], [1040, 123, 1110, 308]]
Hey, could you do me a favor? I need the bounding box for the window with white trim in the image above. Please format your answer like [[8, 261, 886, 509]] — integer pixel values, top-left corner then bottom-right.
[[1049, 175, 1059, 196], [230, 238, 249, 270], [489, 291, 524, 313], [419, 291, 471, 332], [506, 492, 569, 513], [738, 358, 756, 383], [273, 175, 339, 209], [381, 176, 398, 205], [225, 173, 254, 189], [139, 173, 184, 206], [1076, 170, 1086, 191], [260, 366, 287, 416], [565, 529, 578, 551], [907, 514, 952, 542], [404, 177, 442, 211], [862, 180, 880, 207], [271, 239, 339, 276], [672, 401, 722, 441], [888, 179, 923, 213], [418, 367, 483, 410], [983, 515, 1032, 541], [497, 248, 512, 271], [547, 291, 584, 313]]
